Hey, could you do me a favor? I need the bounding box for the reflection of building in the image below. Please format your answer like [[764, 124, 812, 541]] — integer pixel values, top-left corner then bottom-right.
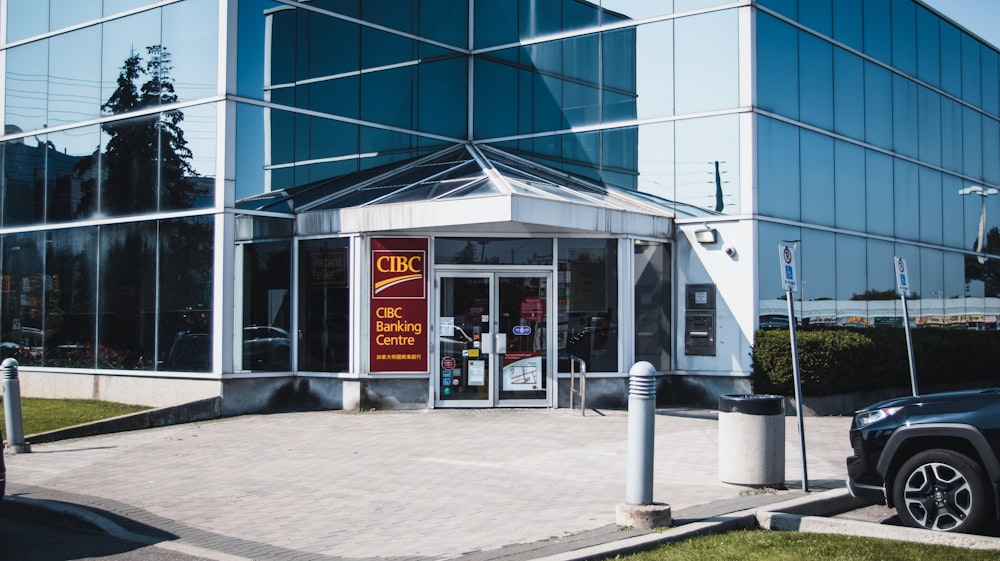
[[0, 1, 997, 412]]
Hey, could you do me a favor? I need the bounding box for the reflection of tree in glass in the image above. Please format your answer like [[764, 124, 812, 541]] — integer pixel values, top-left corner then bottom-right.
[[965, 226, 1000, 297], [74, 45, 203, 216]]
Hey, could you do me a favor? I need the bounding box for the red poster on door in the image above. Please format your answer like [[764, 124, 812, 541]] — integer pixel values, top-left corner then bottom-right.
[[370, 238, 428, 372]]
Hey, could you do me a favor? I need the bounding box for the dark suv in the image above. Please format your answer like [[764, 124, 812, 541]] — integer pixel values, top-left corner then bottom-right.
[[847, 388, 1000, 533]]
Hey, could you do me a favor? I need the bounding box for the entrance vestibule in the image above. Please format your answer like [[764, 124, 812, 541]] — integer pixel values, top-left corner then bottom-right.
[[435, 271, 552, 407]]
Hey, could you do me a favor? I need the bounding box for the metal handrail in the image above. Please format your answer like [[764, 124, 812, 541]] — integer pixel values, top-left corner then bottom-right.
[[569, 356, 586, 416]]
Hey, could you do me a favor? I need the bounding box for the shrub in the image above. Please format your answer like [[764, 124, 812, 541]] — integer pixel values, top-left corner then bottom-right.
[[750, 327, 1000, 396]]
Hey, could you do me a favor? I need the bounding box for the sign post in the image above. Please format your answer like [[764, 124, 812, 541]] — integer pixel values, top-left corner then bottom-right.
[[894, 256, 919, 396], [778, 243, 808, 492]]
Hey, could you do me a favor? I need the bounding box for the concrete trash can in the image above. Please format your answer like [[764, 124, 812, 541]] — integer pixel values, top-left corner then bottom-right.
[[718, 394, 785, 487]]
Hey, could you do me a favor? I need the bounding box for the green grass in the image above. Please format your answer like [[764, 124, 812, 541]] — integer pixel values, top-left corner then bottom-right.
[[610, 530, 997, 561], [0, 397, 151, 435]]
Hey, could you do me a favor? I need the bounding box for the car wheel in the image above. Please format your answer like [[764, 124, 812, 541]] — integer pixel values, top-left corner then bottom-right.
[[892, 449, 991, 533]]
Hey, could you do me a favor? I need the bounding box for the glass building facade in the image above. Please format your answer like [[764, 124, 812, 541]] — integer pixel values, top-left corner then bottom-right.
[[0, 0, 995, 411]]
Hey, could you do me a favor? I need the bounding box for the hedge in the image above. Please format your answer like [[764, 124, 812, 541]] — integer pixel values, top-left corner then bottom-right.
[[750, 328, 1000, 396]]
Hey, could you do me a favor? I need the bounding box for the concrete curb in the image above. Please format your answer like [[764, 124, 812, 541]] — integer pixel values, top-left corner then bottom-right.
[[22, 398, 221, 444], [533, 488, 1000, 561]]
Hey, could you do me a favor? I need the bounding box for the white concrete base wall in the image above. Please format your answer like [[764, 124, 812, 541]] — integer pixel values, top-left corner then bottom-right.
[[15, 370, 222, 407]]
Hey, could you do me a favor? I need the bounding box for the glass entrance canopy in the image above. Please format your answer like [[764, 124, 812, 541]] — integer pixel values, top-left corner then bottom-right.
[[237, 143, 675, 239]]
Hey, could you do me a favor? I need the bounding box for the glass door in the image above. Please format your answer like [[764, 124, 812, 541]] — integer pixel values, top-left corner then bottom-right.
[[496, 274, 549, 405], [437, 274, 492, 405], [435, 272, 551, 407]]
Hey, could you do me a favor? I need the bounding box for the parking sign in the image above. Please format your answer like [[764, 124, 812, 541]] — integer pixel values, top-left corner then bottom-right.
[[894, 256, 910, 297], [779, 244, 797, 292]]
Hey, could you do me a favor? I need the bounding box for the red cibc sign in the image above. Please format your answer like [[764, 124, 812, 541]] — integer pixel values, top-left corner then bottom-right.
[[370, 238, 428, 372]]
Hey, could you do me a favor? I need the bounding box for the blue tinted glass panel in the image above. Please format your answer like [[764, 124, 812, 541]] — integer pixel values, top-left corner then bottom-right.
[[862, 0, 890, 64], [6, 0, 48, 42], [940, 22, 961, 97], [833, 48, 864, 139], [757, 117, 800, 221], [756, 0, 794, 19], [49, 27, 102, 127], [756, 13, 798, 119], [864, 62, 892, 149], [361, 27, 421, 70], [674, 0, 730, 11], [917, 248, 944, 319], [943, 251, 965, 302], [866, 239, 895, 297], [919, 168, 943, 245], [104, 0, 154, 17], [916, 5, 940, 87], [181, 103, 218, 206], [602, 127, 638, 190], [635, 122, 674, 202], [419, 0, 468, 48], [603, 28, 639, 122], [941, 173, 964, 248], [473, 57, 519, 138], [50, 0, 101, 32], [563, 81, 601, 128], [890, 0, 916, 76], [2, 140, 45, 226], [2, 233, 45, 364], [6, 41, 48, 134], [892, 75, 918, 159], [800, 229, 836, 303], [99, 221, 157, 371], [163, 0, 219, 102], [102, 9, 161, 113], [632, 21, 672, 120], [599, 1, 674, 20], [983, 49, 1000, 117], [917, 86, 941, 166], [942, 98, 963, 173], [235, 104, 266, 201], [962, 36, 982, 107], [159, 217, 214, 372], [675, 115, 739, 214], [100, 114, 157, 215], [298, 238, 350, 372], [45, 227, 98, 368], [835, 234, 867, 306], [834, 140, 865, 231], [417, 56, 467, 138], [832, 0, 862, 51], [963, 107, 983, 180], [473, 0, 519, 49], [894, 159, 919, 241], [299, 13, 360, 82], [47, 127, 101, 222], [304, 76, 360, 118], [237, 0, 277, 98], [675, 10, 738, 114], [361, 66, 417, 130], [533, 72, 567, 134], [799, 0, 832, 36], [800, 131, 834, 227], [865, 150, 893, 237], [985, 118, 1000, 185], [799, 33, 833, 130], [757, 221, 800, 302], [361, 0, 416, 34]]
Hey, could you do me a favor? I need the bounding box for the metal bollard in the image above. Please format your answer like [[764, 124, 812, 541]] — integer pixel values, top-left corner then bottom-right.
[[3, 358, 30, 453], [625, 361, 657, 505]]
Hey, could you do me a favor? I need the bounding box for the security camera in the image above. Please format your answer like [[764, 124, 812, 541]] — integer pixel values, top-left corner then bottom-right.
[[724, 245, 737, 257]]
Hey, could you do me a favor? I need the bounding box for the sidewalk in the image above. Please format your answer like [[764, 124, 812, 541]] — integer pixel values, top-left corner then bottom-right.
[[3, 408, 854, 560]]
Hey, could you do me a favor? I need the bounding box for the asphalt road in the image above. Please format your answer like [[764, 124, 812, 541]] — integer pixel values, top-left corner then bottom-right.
[[0, 500, 215, 561]]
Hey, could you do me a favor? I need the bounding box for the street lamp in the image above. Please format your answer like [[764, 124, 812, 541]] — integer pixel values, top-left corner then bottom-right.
[[960, 185, 999, 264]]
